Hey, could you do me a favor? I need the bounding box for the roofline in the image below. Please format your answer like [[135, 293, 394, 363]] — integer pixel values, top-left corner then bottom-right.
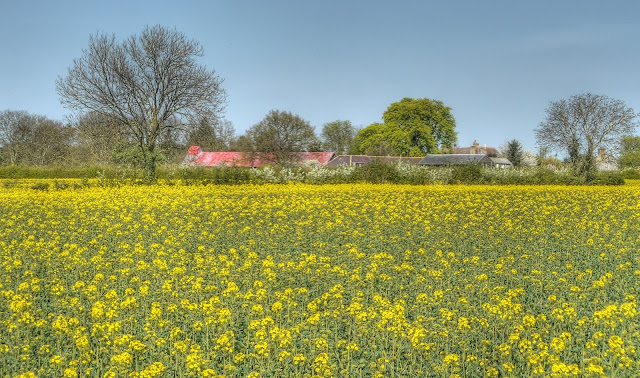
[[329, 154, 424, 159]]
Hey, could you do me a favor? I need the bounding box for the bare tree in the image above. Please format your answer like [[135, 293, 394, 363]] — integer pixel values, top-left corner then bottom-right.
[[535, 93, 638, 181], [56, 25, 226, 182], [0, 110, 33, 165], [243, 110, 319, 166], [321, 120, 356, 154], [72, 111, 128, 164], [186, 117, 235, 152], [0, 110, 74, 166], [30, 118, 74, 166]]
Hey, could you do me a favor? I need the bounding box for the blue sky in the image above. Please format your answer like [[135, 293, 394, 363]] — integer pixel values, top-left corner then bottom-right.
[[1, 0, 639, 152]]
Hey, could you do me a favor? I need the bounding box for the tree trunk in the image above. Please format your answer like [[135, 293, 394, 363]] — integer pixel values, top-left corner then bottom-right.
[[582, 145, 596, 183], [583, 154, 596, 183], [142, 143, 157, 184]]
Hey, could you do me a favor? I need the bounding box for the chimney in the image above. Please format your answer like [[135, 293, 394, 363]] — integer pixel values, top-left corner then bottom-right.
[[598, 148, 606, 160], [471, 140, 479, 154], [188, 146, 202, 156]]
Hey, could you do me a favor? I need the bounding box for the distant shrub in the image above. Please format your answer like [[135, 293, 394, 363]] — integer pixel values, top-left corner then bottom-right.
[[29, 182, 50, 191], [449, 164, 483, 184], [2, 180, 18, 189], [619, 168, 640, 179], [594, 172, 625, 186], [350, 159, 400, 184], [53, 180, 70, 190]]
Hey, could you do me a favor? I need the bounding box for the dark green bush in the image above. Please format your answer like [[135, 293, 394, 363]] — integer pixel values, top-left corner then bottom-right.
[[2, 180, 18, 189], [620, 168, 640, 179], [177, 166, 254, 185], [594, 172, 625, 185], [53, 180, 70, 190], [29, 182, 50, 191], [350, 159, 400, 184], [449, 164, 483, 184]]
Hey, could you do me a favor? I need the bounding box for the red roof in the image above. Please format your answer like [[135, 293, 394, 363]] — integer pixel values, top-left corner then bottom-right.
[[185, 147, 335, 167]]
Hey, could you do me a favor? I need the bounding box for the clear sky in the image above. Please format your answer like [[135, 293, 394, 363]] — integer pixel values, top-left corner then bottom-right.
[[1, 0, 639, 152]]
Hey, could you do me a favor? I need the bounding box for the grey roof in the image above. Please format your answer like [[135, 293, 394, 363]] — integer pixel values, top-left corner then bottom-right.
[[419, 154, 513, 166], [326, 155, 374, 167], [488, 157, 513, 166], [327, 155, 423, 167], [419, 154, 492, 165]]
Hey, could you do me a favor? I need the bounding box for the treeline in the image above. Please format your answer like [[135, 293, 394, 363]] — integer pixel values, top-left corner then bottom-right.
[[0, 110, 236, 167], [0, 108, 360, 169], [0, 97, 459, 169]]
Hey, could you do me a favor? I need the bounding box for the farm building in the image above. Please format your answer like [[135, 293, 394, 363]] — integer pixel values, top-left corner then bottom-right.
[[419, 154, 513, 168], [326, 155, 423, 167], [445, 140, 500, 156], [184, 146, 335, 167], [596, 147, 617, 171]]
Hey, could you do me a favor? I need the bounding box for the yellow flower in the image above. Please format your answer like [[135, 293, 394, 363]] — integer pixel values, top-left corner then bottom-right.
[[110, 352, 132, 367], [254, 341, 269, 356], [293, 353, 306, 365], [444, 353, 459, 364], [550, 337, 565, 353], [233, 352, 245, 364], [271, 301, 283, 314]]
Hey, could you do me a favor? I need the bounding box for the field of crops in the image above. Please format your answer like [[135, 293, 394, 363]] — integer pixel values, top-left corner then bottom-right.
[[1, 183, 639, 377]]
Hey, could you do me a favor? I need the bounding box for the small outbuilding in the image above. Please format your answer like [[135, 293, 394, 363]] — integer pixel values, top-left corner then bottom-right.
[[419, 154, 512, 168], [326, 155, 423, 167]]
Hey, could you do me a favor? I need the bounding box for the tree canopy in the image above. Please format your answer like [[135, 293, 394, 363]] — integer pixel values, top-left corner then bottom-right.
[[618, 136, 640, 169], [56, 25, 226, 182], [353, 97, 457, 156], [503, 139, 524, 167]]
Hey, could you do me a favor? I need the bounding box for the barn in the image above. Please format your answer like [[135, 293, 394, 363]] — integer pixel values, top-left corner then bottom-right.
[[419, 154, 512, 168], [184, 146, 335, 167], [326, 155, 423, 167]]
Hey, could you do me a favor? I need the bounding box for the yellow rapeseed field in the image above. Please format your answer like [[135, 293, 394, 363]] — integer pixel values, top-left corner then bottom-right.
[[0, 183, 638, 377]]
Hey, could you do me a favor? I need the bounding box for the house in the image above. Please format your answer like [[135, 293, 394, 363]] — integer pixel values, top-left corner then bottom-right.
[[419, 154, 513, 168], [446, 140, 499, 156], [596, 148, 617, 171], [184, 146, 335, 167], [326, 155, 423, 167]]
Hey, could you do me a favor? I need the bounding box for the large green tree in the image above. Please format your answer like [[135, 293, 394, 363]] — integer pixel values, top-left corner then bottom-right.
[[618, 136, 640, 168], [353, 97, 457, 156], [383, 97, 457, 150], [353, 122, 426, 156]]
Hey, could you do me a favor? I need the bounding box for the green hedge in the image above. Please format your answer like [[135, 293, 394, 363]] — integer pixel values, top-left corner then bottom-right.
[[0, 162, 628, 186]]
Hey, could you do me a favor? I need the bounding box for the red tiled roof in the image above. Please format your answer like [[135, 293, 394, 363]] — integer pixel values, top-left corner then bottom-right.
[[184, 147, 335, 167], [193, 152, 254, 167]]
